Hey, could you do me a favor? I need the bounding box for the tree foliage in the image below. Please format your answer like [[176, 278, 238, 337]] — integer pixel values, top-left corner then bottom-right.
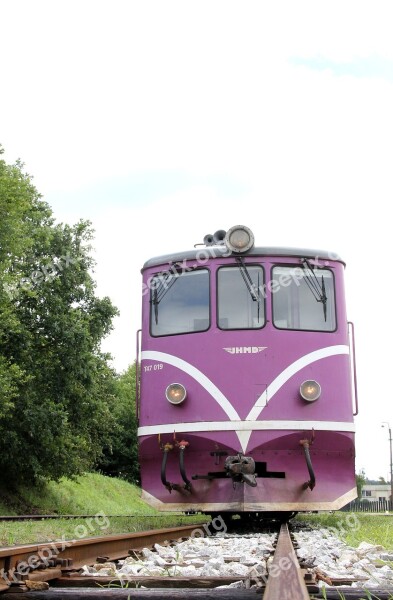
[[0, 147, 119, 484], [97, 363, 139, 484], [356, 469, 367, 498]]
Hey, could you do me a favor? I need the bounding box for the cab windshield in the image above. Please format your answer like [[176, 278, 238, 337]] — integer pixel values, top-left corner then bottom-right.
[[272, 266, 336, 331], [217, 265, 265, 329], [150, 269, 210, 336]]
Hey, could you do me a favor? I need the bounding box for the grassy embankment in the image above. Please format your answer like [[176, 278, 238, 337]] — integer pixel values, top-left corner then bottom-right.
[[0, 473, 204, 547]]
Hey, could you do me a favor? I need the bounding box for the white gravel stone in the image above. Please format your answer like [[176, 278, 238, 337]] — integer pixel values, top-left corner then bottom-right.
[[381, 553, 393, 561], [379, 565, 393, 579], [92, 568, 114, 576], [216, 580, 246, 589], [337, 550, 359, 565], [356, 541, 384, 555], [81, 565, 96, 575], [117, 564, 145, 576]]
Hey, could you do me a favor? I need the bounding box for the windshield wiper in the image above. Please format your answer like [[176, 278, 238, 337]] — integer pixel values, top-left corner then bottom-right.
[[301, 258, 328, 321], [150, 264, 182, 324], [235, 258, 261, 322]]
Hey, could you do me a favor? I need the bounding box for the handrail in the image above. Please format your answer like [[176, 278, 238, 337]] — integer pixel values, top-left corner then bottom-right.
[[348, 321, 359, 416], [135, 329, 142, 420]]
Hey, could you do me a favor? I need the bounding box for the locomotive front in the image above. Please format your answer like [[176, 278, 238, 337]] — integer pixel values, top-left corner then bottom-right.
[[137, 226, 357, 516]]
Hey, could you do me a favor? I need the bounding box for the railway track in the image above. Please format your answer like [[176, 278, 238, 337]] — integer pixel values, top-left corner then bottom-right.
[[1, 523, 393, 599]]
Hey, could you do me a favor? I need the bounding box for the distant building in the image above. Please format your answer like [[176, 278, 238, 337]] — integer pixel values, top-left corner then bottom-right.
[[361, 484, 391, 501]]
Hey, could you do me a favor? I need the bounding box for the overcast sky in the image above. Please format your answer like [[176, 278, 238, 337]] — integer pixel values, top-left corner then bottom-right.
[[1, 1, 392, 481]]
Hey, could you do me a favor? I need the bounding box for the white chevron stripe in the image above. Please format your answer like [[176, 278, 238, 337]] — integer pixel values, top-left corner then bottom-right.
[[141, 345, 351, 452], [246, 344, 350, 421], [141, 350, 240, 420], [237, 430, 252, 452]]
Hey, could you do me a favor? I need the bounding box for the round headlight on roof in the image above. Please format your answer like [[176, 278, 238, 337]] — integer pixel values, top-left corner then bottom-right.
[[300, 380, 321, 402], [165, 383, 187, 405], [224, 225, 255, 253]]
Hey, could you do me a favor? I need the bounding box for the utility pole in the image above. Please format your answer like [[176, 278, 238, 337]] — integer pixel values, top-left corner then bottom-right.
[[382, 422, 393, 510]]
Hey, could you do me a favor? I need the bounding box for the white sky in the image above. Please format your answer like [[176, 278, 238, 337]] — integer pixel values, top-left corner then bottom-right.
[[1, 0, 393, 480]]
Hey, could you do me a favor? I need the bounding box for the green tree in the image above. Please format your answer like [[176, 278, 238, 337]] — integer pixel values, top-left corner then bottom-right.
[[0, 150, 37, 420], [356, 469, 367, 499], [97, 363, 139, 483], [0, 148, 119, 484]]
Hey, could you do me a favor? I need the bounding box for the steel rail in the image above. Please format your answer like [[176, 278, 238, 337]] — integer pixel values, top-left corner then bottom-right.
[[0, 524, 206, 590], [263, 522, 310, 600]]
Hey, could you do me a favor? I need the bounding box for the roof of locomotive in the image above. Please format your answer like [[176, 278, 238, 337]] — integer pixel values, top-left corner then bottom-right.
[[142, 246, 345, 270]]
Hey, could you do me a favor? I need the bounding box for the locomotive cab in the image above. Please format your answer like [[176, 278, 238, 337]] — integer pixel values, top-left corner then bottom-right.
[[137, 226, 357, 515]]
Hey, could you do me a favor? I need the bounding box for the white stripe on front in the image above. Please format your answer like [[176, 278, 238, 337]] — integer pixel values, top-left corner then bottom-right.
[[138, 420, 355, 437], [142, 350, 240, 420], [246, 344, 350, 421], [141, 345, 351, 452]]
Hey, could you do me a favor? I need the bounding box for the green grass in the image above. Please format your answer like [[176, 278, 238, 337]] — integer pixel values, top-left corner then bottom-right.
[[0, 514, 205, 547], [0, 473, 205, 546], [0, 473, 156, 516], [295, 512, 393, 550]]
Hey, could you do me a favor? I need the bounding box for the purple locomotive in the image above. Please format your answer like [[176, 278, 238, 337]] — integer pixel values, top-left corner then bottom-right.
[[137, 225, 357, 517]]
